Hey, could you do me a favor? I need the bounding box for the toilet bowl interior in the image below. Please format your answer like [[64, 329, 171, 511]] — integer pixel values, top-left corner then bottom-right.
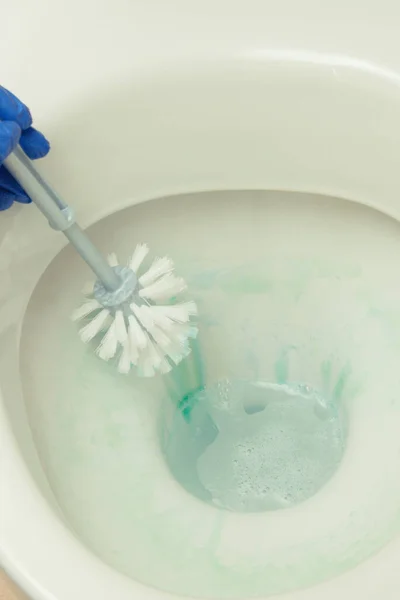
[[17, 190, 400, 598], [3, 40, 400, 599]]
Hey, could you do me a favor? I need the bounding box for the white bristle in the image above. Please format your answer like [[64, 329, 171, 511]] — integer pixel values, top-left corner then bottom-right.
[[127, 322, 140, 365], [152, 301, 198, 324], [158, 358, 173, 374], [79, 309, 110, 343], [131, 304, 154, 331], [139, 274, 187, 301], [115, 310, 128, 343], [170, 323, 199, 343], [107, 253, 119, 267], [99, 313, 113, 332], [129, 243, 149, 272], [180, 344, 192, 359], [138, 256, 174, 287], [142, 364, 155, 378], [137, 338, 166, 377], [96, 319, 118, 360], [149, 325, 172, 349], [72, 246, 196, 377], [71, 299, 101, 321], [128, 314, 149, 350], [146, 339, 163, 369], [138, 345, 156, 377], [179, 345, 191, 361], [118, 338, 132, 374], [81, 281, 94, 296], [132, 305, 173, 349], [163, 341, 188, 365], [149, 310, 174, 331]]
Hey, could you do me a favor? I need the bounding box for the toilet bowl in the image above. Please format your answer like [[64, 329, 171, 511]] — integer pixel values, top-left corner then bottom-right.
[[3, 1, 400, 599]]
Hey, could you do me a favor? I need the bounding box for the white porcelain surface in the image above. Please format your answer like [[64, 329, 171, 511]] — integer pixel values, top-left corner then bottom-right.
[[2, 1, 400, 599]]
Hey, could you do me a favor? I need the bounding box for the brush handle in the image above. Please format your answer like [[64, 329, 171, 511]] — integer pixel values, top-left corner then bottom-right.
[[3, 146, 121, 292]]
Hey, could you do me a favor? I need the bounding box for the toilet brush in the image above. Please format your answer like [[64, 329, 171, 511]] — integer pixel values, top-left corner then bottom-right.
[[4, 146, 198, 375]]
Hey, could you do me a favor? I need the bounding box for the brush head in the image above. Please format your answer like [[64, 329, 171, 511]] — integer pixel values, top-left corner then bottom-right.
[[71, 244, 198, 376]]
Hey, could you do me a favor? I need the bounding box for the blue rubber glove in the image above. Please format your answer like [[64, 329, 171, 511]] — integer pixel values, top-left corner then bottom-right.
[[0, 86, 50, 210]]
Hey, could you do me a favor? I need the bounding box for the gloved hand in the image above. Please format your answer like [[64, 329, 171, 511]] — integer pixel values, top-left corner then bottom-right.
[[0, 86, 50, 210]]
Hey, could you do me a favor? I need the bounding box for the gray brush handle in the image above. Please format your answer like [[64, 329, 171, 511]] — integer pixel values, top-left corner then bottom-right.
[[3, 146, 121, 292]]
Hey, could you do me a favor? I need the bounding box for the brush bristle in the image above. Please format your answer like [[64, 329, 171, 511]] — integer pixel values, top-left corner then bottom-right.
[[107, 253, 119, 267], [129, 243, 149, 272], [118, 338, 132, 374], [72, 245, 197, 375], [79, 309, 110, 343], [139, 256, 174, 287], [71, 299, 101, 321], [96, 318, 118, 360], [139, 273, 187, 301]]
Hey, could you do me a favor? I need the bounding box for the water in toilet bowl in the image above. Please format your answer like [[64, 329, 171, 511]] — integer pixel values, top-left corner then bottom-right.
[[164, 378, 346, 513], [19, 191, 400, 598]]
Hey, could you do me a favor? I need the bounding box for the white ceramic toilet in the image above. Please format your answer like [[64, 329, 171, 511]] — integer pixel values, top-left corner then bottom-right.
[[3, 1, 400, 599]]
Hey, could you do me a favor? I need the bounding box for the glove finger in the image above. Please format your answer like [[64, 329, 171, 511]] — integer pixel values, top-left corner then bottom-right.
[[19, 127, 50, 159], [0, 190, 15, 210], [0, 121, 21, 163], [0, 86, 32, 130], [0, 165, 30, 205]]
